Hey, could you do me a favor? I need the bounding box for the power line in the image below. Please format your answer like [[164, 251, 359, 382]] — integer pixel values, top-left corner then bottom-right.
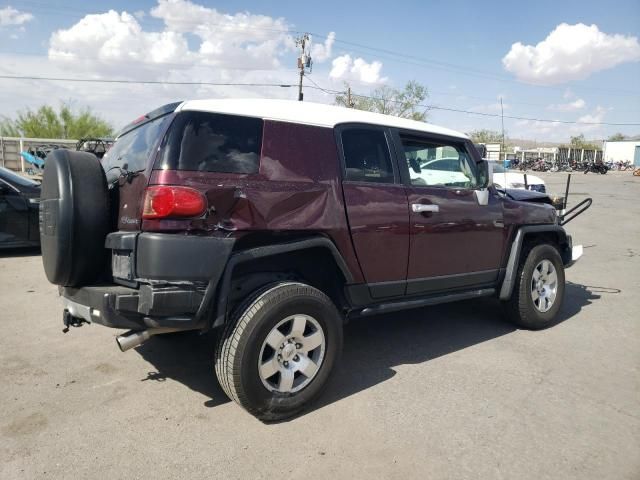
[[0, 73, 637, 126], [347, 91, 640, 126], [0, 74, 296, 88]]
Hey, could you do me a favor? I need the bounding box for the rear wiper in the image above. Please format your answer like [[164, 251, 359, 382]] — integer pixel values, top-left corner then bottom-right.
[[106, 163, 145, 187]]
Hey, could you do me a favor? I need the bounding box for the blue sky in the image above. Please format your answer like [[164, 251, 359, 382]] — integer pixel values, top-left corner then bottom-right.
[[1, 0, 639, 141]]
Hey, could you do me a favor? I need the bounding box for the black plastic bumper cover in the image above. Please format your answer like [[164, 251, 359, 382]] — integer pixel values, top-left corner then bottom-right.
[[61, 232, 236, 330]]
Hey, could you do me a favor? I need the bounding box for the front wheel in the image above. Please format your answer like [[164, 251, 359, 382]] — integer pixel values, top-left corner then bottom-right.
[[215, 282, 343, 421], [503, 244, 565, 330]]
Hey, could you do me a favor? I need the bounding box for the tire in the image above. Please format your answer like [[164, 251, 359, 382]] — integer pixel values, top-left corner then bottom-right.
[[39, 149, 110, 286], [215, 282, 343, 421], [503, 243, 565, 330]]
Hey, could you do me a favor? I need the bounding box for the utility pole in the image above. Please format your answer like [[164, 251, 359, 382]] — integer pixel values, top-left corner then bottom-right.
[[347, 86, 355, 108], [296, 33, 311, 101], [500, 97, 505, 163]]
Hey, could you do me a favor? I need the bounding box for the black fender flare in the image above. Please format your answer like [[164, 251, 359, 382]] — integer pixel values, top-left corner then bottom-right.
[[499, 225, 570, 300], [196, 237, 354, 328]]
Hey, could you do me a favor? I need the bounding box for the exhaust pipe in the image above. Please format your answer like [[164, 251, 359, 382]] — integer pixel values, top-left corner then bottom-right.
[[116, 327, 179, 352]]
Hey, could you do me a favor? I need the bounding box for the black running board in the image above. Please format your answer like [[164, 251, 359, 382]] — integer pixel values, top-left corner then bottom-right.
[[354, 288, 496, 318]]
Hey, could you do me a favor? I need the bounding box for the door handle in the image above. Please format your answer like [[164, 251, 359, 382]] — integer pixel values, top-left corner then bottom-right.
[[411, 203, 439, 213]]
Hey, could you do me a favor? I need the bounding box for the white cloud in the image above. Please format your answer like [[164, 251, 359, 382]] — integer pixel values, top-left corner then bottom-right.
[[150, 0, 295, 69], [49, 10, 193, 71], [570, 106, 607, 133], [1, 1, 344, 129], [311, 32, 335, 63], [47, 0, 300, 73], [329, 54, 386, 84], [502, 23, 640, 85], [0, 6, 33, 27], [547, 98, 586, 111]]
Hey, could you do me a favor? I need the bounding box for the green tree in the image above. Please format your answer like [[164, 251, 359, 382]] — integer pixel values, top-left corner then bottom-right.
[[568, 134, 599, 150], [607, 133, 626, 141], [468, 129, 504, 144], [0, 104, 113, 139], [335, 81, 429, 121]]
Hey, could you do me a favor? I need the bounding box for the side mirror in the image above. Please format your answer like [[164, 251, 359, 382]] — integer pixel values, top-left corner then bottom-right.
[[474, 160, 492, 206], [476, 159, 493, 188]]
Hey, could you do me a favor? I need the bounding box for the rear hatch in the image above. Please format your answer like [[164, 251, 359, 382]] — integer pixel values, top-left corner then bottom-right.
[[101, 102, 181, 231]]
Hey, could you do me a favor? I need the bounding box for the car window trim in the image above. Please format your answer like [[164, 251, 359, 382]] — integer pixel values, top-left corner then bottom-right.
[[0, 178, 20, 193], [390, 128, 480, 190], [334, 123, 400, 185]]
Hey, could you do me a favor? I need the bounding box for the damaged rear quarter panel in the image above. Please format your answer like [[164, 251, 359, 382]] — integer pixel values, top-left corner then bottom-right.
[[145, 120, 364, 283]]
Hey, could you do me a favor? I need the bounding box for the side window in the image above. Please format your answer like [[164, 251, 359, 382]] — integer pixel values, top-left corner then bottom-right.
[[401, 137, 479, 188], [341, 128, 394, 183], [158, 111, 263, 174]]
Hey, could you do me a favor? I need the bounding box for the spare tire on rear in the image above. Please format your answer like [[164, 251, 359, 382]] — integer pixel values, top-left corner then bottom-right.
[[39, 149, 110, 287]]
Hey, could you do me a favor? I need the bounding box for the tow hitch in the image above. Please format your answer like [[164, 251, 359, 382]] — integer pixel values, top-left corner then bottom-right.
[[62, 309, 89, 333]]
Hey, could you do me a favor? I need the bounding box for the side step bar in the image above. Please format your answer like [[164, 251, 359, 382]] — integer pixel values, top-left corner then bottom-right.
[[354, 288, 496, 318]]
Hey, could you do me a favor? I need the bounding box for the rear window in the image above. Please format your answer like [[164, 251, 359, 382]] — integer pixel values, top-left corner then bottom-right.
[[157, 111, 263, 174], [103, 114, 170, 179]]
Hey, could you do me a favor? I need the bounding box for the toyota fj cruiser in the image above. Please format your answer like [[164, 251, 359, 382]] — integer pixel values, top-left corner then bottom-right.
[[40, 99, 583, 420]]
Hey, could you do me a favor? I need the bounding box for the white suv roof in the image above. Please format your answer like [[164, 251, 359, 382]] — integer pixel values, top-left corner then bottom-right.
[[177, 98, 467, 139]]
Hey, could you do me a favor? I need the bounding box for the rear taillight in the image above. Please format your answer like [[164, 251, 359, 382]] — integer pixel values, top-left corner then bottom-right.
[[142, 186, 207, 219]]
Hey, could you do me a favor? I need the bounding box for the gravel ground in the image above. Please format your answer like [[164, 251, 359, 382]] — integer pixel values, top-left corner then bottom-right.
[[1, 171, 638, 479]]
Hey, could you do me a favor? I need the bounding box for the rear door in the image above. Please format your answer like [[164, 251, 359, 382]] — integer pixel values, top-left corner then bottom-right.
[[338, 125, 410, 298], [392, 131, 505, 295]]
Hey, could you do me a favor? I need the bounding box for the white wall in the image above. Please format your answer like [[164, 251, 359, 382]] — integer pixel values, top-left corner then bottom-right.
[[603, 141, 640, 164]]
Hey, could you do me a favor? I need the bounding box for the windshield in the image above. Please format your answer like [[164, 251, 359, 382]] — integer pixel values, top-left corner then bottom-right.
[[491, 162, 506, 173], [0, 167, 40, 188]]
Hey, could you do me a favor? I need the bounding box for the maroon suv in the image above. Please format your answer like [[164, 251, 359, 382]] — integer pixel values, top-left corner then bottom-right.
[[39, 99, 582, 420]]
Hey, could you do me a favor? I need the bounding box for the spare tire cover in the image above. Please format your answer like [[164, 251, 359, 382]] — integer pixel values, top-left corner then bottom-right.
[[40, 149, 110, 286]]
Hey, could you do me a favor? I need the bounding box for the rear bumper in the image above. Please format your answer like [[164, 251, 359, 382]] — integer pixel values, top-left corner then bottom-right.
[[60, 283, 205, 330], [106, 231, 235, 284], [60, 231, 236, 330]]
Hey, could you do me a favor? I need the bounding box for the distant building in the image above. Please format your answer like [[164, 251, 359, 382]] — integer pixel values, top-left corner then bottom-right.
[[603, 140, 640, 166]]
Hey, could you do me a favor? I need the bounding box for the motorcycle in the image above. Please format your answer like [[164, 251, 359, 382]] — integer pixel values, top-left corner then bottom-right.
[[584, 162, 609, 174]]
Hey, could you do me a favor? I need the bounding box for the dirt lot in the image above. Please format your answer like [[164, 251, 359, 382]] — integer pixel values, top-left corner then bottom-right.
[[1, 172, 639, 479]]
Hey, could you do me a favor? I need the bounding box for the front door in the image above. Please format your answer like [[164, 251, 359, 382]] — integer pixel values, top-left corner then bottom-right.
[[393, 132, 505, 295], [0, 180, 29, 245], [339, 125, 410, 298]]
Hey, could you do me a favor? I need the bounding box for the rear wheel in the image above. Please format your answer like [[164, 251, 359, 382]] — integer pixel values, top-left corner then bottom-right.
[[215, 282, 343, 421], [504, 244, 565, 330]]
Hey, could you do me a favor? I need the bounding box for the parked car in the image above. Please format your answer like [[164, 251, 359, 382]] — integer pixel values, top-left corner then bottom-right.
[[408, 157, 471, 186], [39, 99, 583, 420], [0, 167, 41, 248], [491, 161, 546, 193]]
